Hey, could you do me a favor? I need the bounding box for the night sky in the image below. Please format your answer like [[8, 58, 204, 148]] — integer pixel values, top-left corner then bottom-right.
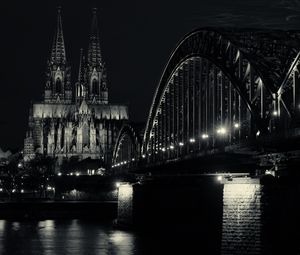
[[0, 0, 300, 150]]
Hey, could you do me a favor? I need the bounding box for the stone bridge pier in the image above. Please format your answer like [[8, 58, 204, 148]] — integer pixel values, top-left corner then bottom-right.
[[117, 175, 300, 255]]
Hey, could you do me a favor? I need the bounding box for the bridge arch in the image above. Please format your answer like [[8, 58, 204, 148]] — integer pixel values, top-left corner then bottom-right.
[[142, 29, 289, 162], [112, 124, 142, 170]]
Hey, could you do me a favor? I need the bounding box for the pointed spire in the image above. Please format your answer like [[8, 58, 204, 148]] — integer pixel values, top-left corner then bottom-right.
[[50, 6, 66, 64], [88, 8, 102, 67]]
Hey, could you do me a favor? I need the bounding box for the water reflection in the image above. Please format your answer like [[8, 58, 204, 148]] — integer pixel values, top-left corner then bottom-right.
[[0, 220, 215, 255], [0, 220, 137, 255]]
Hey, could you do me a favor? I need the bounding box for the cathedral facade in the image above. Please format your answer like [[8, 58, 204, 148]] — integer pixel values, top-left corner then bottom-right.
[[23, 8, 129, 166]]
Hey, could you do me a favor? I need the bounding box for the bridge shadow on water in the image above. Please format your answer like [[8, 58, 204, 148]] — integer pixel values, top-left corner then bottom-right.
[[119, 176, 223, 255]]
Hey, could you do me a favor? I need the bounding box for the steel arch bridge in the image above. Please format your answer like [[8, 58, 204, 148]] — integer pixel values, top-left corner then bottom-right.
[[112, 28, 300, 171], [111, 123, 143, 171]]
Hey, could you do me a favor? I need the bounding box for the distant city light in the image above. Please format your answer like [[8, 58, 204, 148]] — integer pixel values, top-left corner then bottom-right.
[[265, 170, 275, 176], [57, 172, 62, 176], [0, 188, 3, 192], [18, 163, 23, 168], [12, 189, 16, 193], [201, 134, 209, 139], [179, 142, 184, 146], [189, 138, 195, 143], [142, 154, 146, 158], [272, 111, 278, 116], [161, 148, 166, 152], [234, 123, 240, 129], [132, 158, 135, 161], [256, 130, 260, 137], [217, 127, 227, 135], [21, 189, 24, 193], [76, 172, 80, 176], [169, 145, 174, 150]]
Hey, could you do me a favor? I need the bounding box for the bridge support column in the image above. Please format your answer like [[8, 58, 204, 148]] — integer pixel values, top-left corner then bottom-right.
[[116, 183, 134, 226], [221, 178, 264, 255]]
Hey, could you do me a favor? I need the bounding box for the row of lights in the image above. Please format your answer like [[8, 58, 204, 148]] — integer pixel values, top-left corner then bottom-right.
[[112, 158, 136, 168], [146, 124, 240, 155], [57, 172, 80, 176], [113, 124, 240, 166]]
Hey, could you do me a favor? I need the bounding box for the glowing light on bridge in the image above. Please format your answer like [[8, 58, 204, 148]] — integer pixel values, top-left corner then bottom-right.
[[201, 134, 209, 139], [57, 172, 62, 176], [161, 148, 166, 152], [179, 142, 184, 146], [217, 127, 227, 135], [217, 176, 223, 182], [169, 145, 174, 150], [234, 123, 240, 129], [142, 154, 146, 158], [116, 182, 121, 188], [272, 111, 278, 116], [189, 138, 196, 143], [132, 158, 135, 161]]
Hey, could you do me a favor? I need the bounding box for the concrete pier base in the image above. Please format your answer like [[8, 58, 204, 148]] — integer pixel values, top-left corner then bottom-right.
[[116, 175, 300, 254], [221, 178, 262, 255]]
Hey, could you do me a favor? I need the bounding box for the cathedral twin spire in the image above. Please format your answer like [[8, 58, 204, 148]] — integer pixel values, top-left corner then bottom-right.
[[45, 7, 108, 105], [88, 8, 102, 67], [50, 7, 66, 65]]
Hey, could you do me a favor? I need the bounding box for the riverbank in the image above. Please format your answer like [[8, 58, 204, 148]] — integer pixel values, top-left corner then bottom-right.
[[0, 201, 117, 220]]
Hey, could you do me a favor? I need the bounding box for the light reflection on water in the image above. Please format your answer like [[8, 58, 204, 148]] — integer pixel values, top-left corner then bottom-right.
[[0, 220, 215, 255], [0, 220, 136, 255]]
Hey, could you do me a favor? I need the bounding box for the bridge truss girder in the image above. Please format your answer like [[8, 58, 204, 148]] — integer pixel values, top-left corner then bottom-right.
[[142, 29, 300, 164]]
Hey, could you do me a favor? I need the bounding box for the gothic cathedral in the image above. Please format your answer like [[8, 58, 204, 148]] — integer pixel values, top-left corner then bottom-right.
[[23, 8, 129, 167]]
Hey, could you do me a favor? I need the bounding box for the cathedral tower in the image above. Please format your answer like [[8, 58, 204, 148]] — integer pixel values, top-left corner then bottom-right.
[[75, 49, 88, 104], [44, 7, 72, 104], [24, 7, 129, 168], [86, 8, 108, 104]]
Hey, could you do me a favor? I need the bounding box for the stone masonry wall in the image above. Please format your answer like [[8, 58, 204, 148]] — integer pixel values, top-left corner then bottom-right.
[[221, 179, 262, 255], [117, 183, 133, 226]]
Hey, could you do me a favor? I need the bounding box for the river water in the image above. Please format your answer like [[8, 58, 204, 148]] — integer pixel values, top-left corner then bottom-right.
[[0, 219, 215, 255]]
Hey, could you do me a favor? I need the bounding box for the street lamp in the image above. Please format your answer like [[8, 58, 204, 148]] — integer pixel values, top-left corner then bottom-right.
[[217, 127, 227, 135], [201, 134, 209, 139], [189, 138, 195, 143], [234, 123, 240, 129]]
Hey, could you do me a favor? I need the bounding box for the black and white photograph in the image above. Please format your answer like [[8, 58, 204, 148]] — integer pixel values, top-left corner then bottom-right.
[[0, 0, 300, 254]]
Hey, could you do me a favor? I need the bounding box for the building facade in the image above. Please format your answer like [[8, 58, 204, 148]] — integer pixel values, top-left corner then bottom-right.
[[23, 8, 129, 166]]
